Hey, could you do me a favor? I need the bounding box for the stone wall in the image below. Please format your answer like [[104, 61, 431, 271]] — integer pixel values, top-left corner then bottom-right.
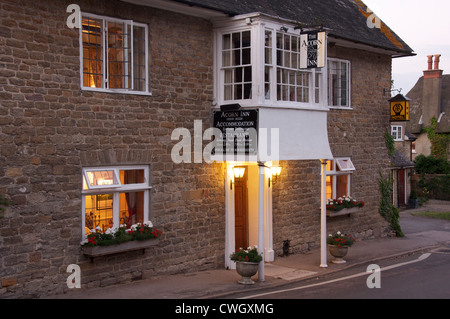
[[272, 46, 393, 256], [0, 0, 224, 298], [1, 0, 395, 298]]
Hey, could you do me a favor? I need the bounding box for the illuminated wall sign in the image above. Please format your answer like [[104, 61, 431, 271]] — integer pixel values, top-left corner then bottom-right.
[[389, 94, 410, 121], [300, 31, 326, 69], [213, 109, 258, 156]]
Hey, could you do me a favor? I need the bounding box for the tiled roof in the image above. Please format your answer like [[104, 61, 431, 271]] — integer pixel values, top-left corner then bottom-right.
[[172, 0, 413, 56], [390, 150, 415, 169], [406, 74, 450, 134]]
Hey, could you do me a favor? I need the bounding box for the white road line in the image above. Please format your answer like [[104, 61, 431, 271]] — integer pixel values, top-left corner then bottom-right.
[[239, 253, 432, 299]]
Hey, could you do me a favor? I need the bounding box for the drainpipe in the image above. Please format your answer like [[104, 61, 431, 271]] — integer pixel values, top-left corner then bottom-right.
[[320, 159, 328, 268]]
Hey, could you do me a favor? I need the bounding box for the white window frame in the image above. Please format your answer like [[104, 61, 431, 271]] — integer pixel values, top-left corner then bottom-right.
[[391, 125, 403, 141], [328, 58, 351, 108], [326, 157, 355, 199], [213, 18, 328, 110], [79, 12, 151, 96], [81, 165, 152, 242]]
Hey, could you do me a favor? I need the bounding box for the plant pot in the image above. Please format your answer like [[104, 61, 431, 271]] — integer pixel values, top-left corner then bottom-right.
[[235, 261, 259, 285], [328, 245, 349, 264], [409, 198, 419, 209]]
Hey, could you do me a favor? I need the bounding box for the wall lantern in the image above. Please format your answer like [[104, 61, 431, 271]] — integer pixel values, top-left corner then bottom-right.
[[230, 167, 246, 189], [268, 166, 282, 187], [389, 93, 410, 122]]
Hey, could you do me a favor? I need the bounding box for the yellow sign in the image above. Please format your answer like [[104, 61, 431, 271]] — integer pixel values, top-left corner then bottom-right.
[[389, 94, 410, 121]]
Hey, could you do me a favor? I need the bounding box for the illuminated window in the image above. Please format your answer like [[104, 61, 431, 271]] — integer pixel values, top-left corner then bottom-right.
[[325, 158, 355, 199], [81, 13, 149, 93], [81, 166, 151, 238]]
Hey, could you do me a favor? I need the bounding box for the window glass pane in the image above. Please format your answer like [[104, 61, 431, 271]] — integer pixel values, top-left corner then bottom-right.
[[326, 176, 333, 199], [84, 194, 113, 234], [133, 25, 146, 91], [85, 170, 119, 187], [119, 191, 144, 228], [120, 169, 145, 184], [107, 21, 131, 89], [82, 17, 103, 88], [336, 175, 349, 198]]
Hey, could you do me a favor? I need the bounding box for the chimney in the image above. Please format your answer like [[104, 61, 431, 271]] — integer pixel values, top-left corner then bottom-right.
[[422, 54, 443, 126]]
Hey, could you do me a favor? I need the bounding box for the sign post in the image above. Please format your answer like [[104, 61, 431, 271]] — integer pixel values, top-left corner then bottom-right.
[[389, 94, 410, 121]]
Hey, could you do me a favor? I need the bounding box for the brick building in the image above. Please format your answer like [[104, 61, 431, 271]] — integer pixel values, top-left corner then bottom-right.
[[0, 0, 413, 297]]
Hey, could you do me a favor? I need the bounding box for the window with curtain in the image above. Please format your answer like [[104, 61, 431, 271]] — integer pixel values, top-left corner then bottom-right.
[[82, 166, 151, 237], [81, 13, 149, 93], [326, 158, 355, 199]]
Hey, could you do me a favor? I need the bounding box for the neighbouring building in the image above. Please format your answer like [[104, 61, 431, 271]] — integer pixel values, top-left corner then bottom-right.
[[0, 0, 413, 298], [406, 54, 450, 160]]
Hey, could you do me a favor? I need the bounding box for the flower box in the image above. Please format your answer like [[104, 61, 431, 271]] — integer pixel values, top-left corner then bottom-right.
[[82, 239, 159, 260], [326, 207, 360, 217]]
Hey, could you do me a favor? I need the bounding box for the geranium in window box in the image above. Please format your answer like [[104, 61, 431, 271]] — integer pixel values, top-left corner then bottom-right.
[[326, 196, 364, 217], [81, 221, 161, 259]]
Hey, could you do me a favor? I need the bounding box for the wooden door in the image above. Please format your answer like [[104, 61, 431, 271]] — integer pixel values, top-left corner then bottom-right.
[[234, 167, 248, 251]]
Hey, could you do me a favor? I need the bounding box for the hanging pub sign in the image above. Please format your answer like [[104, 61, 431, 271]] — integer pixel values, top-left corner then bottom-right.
[[389, 94, 410, 121], [300, 31, 326, 69], [212, 108, 258, 156]]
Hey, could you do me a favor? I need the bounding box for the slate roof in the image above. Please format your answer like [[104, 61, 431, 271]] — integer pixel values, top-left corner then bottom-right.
[[406, 74, 450, 134], [390, 150, 415, 169], [172, 0, 414, 56]]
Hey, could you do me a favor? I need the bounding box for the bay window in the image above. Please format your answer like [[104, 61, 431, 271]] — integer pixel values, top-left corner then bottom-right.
[[81, 166, 151, 239], [80, 13, 149, 94]]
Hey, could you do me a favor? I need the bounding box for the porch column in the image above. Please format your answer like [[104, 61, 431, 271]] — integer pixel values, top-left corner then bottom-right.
[[258, 163, 265, 281], [320, 159, 328, 268]]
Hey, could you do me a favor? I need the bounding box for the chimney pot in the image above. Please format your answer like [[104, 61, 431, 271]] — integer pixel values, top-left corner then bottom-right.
[[427, 55, 434, 70], [434, 54, 441, 70]]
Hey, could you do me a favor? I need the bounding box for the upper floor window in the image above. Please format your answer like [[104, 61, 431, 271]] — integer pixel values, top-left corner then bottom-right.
[[216, 25, 325, 108], [328, 58, 351, 108], [391, 125, 403, 141], [222, 30, 252, 100], [80, 13, 150, 94]]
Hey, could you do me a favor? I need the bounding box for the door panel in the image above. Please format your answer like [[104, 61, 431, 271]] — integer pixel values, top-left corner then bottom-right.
[[234, 167, 248, 250]]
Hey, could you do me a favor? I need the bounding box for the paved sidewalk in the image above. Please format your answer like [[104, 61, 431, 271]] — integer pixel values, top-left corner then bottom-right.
[[50, 200, 450, 299]]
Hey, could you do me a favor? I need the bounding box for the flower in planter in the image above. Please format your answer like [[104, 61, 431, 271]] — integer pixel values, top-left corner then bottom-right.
[[82, 222, 162, 247], [230, 246, 263, 263], [326, 195, 364, 211], [327, 231, 355, 248]]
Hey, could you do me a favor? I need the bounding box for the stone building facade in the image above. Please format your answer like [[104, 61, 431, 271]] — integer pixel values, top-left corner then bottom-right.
[[0, 0, 413, 298]]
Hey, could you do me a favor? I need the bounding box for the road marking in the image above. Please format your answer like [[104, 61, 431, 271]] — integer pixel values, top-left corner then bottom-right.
[[239, 253, 432, 299]]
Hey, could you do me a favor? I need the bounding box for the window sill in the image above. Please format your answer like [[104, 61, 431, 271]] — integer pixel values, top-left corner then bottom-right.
[[82, 239, 159, 261], [329, 106, 353, 110], [81, 87, 153, 96], [326, 207, 360, 217]]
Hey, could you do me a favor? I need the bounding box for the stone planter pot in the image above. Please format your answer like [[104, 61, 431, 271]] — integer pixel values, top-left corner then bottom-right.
[[82, 239, 159, 261], [235, 262, 259, 285], [328, 245, 349, 264]]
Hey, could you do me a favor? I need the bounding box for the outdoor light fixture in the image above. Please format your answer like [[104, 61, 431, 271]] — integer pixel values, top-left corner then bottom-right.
[[268, 166, 282, 187], [230, 167, 246, 189], [280, 26, 288, 32]]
